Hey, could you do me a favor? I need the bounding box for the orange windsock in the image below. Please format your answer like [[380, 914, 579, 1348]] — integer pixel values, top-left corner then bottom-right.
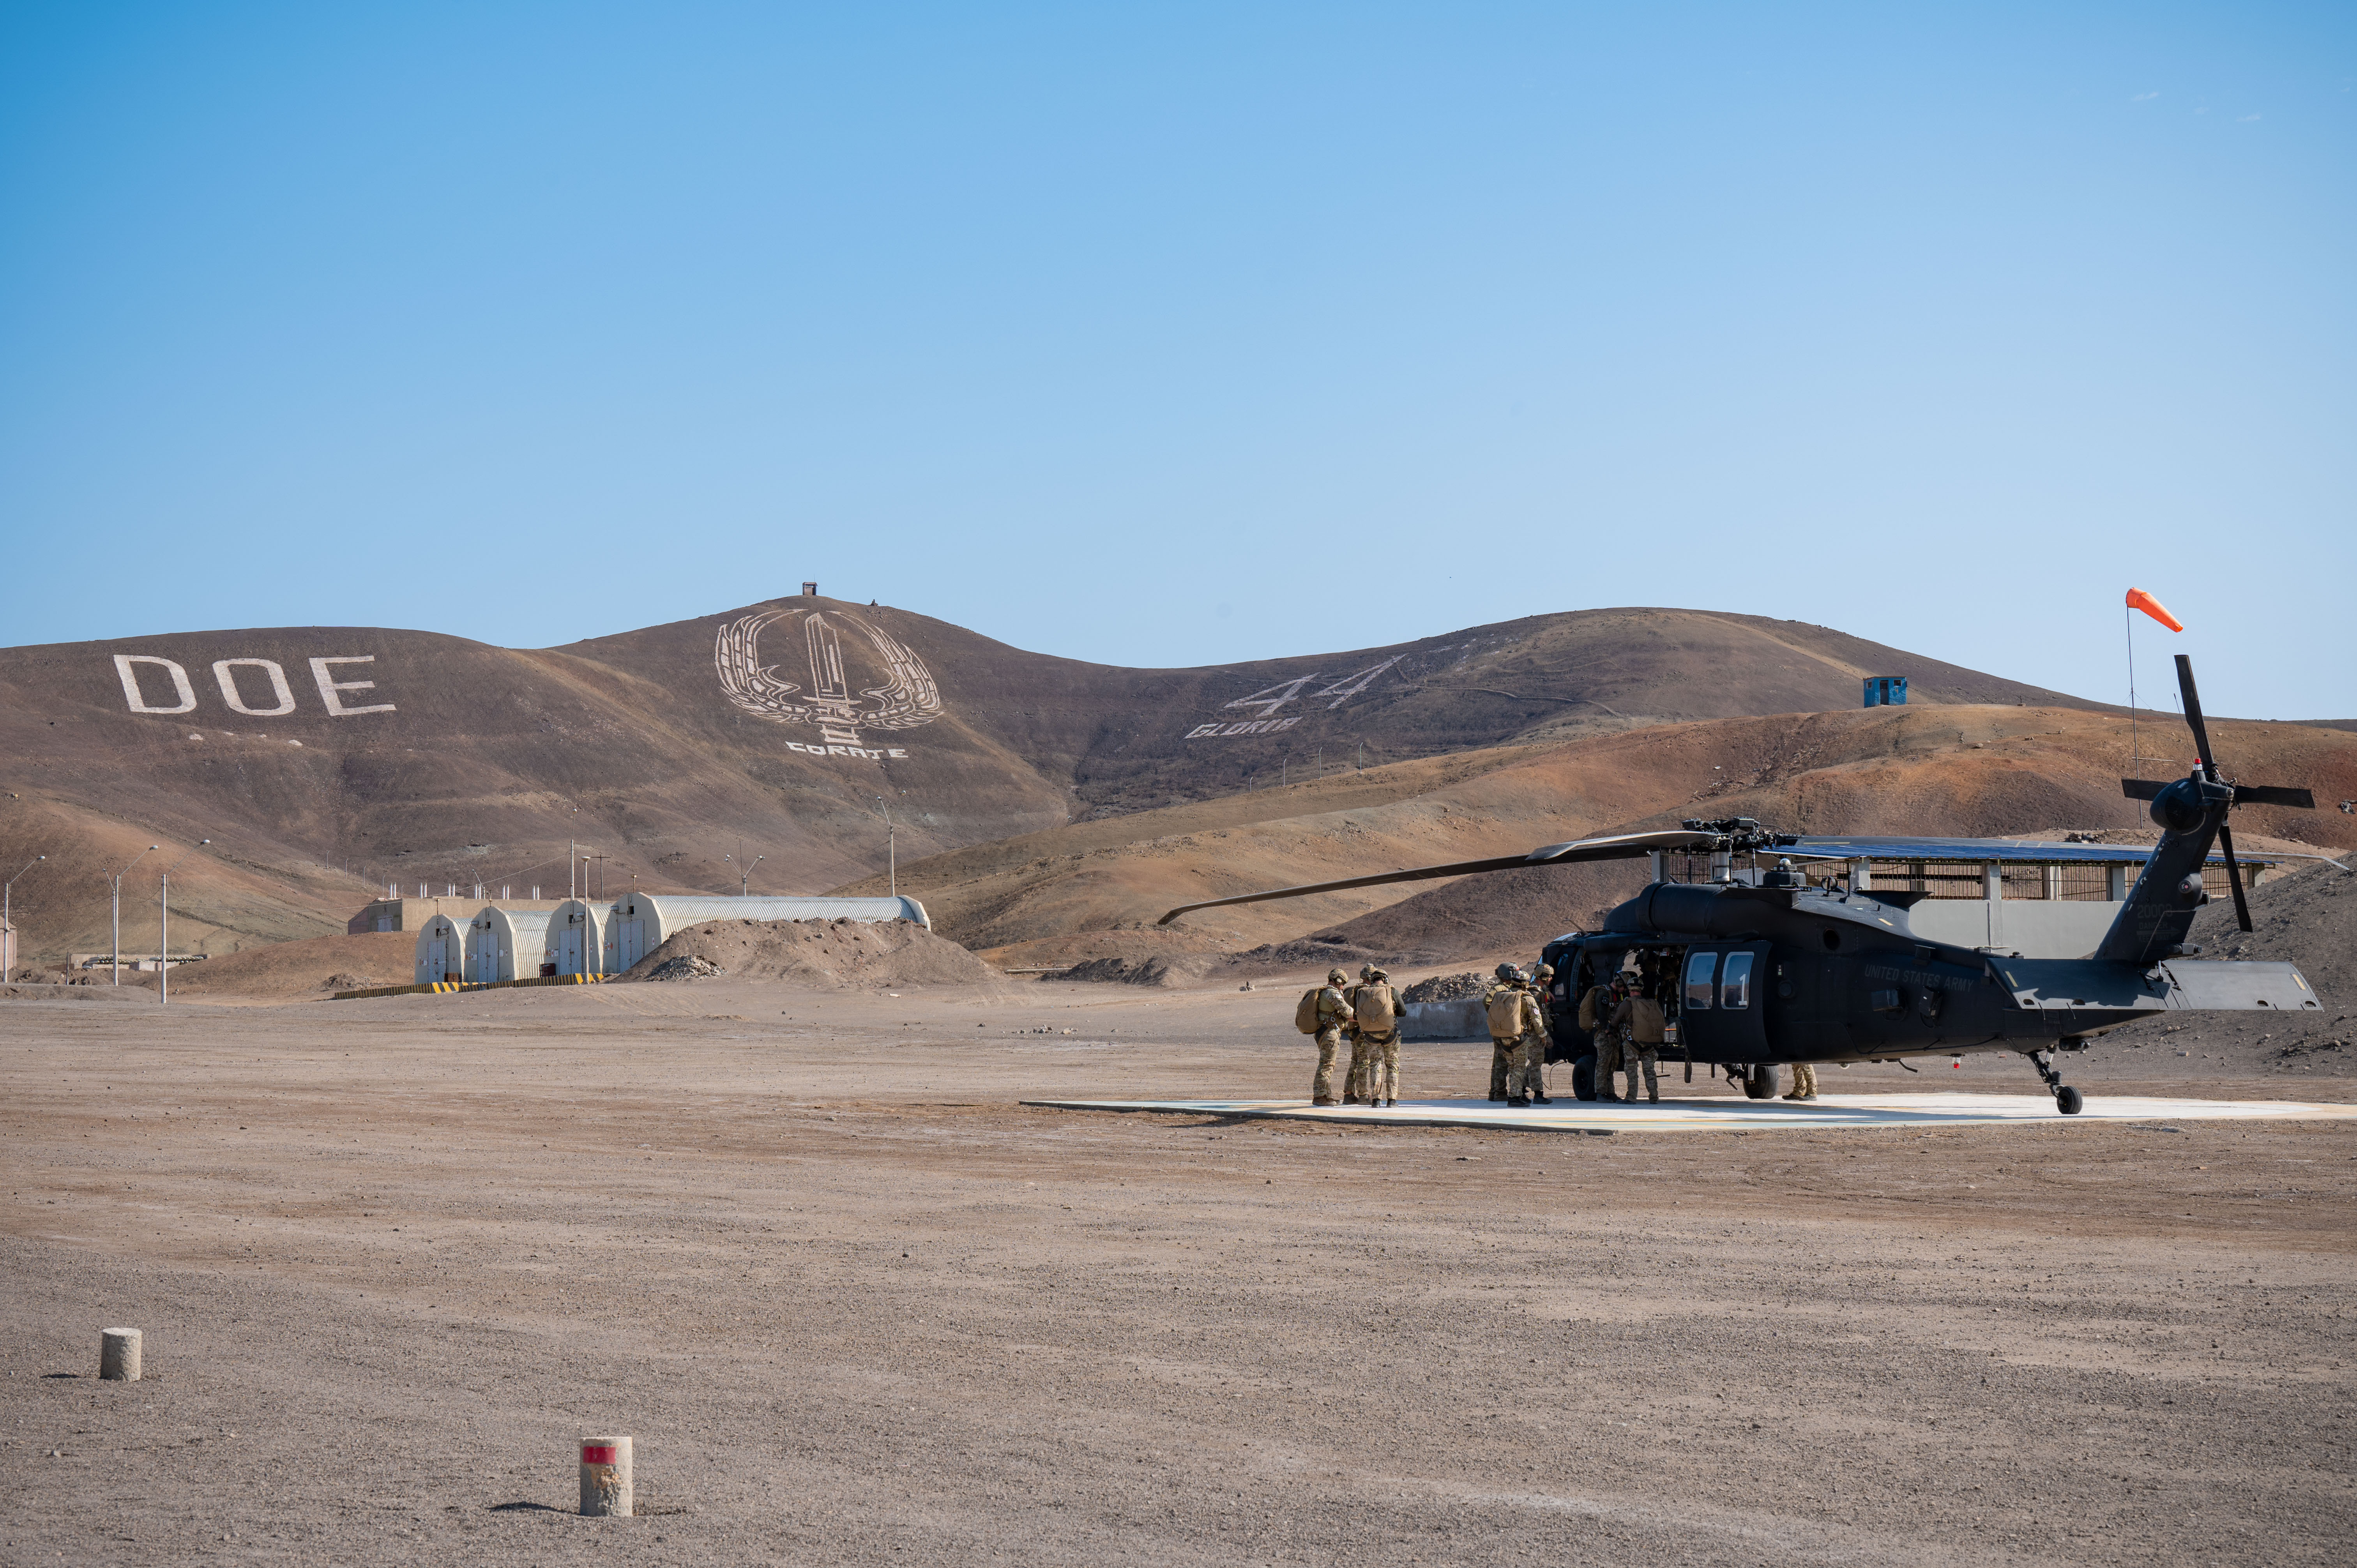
[[2125, 588, 2183, 632]]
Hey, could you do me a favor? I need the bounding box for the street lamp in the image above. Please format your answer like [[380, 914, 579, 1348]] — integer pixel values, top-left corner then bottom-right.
[[109, 846, 159, 985], [722, 846, 764, 897], [872, 796, 897, 899], [3, 853, 42, 978], [158, 841, 210, 1005]]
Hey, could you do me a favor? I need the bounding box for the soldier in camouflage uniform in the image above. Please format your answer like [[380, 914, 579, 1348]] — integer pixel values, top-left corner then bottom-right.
[[1607, 969, 1667, 1102], [1484, 963, 1551, 1108], [1310, 967, 1354, 1105], [1783, 1062, 1820, 1101], [1343, 964, 1375, 1104], [1348, 964, 1407, 1107], [1486, 963, 1518, 1101], [1580, 970, 1623, 1101]]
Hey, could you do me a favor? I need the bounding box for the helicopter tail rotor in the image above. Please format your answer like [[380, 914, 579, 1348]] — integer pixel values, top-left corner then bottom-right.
[[2118, 654, 2318, 936], [2172, 655, 2254, 932]]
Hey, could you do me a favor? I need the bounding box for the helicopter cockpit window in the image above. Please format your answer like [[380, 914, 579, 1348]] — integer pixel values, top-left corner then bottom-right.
[[1684, 950, 1719, 1010], [1721, 951, 1754, 1009]]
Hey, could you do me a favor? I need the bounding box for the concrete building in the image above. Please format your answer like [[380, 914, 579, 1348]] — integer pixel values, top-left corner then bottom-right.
[[413, 914, 467, 984], [466, 905, 561, 983], [548, 899, 606, 977], [603, 894, 931, 973]]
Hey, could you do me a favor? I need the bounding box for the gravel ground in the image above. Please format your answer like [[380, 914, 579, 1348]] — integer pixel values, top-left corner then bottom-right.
[[5, 979, 2355, 1566]]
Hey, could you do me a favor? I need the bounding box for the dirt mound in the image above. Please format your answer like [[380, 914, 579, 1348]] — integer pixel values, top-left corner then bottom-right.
[[149, 931, 423, 1001], [0, 982, 156, 1004], [2100, 857, 2357, 1072], [1402, 971, 1489, 1003], [618, 917, 997, 990], [1057, 954, 1222, 987]]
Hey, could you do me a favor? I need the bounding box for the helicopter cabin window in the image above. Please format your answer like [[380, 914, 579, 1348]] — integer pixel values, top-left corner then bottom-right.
[[1720, 952, 1755, 1009], [1684, 950, 1719, 1010]]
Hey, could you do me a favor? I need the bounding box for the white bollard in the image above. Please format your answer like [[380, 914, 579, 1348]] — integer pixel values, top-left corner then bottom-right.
[[579, 1435, 633, 1517], [99, 1328, 142, 1381]]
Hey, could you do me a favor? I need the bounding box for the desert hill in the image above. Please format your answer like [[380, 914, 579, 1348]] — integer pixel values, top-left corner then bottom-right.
[[834, 703, 2357, 967], [0, 595, 2176, 967]]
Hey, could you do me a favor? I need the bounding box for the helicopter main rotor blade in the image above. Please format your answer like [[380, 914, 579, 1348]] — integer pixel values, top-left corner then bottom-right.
[[2217, 819, 2255, 933], [2175, 654, 2218, 780], [1154, 829, 1717, 925], [2120, 779, 2168, 802], [2232, 784, 2316, 809]]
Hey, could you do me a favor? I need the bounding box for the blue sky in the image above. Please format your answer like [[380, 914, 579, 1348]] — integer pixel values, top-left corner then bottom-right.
[[3, 2, 2351, 717]]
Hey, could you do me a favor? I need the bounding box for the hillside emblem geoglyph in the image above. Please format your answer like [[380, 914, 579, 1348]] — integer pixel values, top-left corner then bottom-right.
[[714, 608, 943, 759]]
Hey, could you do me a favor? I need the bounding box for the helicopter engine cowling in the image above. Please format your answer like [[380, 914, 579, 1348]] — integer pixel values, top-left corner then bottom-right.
[[1603, 883, 1759, 940]]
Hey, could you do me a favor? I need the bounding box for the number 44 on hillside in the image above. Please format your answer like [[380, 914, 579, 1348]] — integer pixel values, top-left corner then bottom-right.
[[1186, 658, 1402, 740]]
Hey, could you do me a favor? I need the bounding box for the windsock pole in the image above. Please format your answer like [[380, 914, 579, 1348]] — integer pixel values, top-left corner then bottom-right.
[[2124, 588, 2185, 825]]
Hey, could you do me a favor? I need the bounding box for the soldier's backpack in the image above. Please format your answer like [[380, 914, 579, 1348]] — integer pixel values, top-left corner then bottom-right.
[[1354, 982, 1398, 1033], [1294, 987, 1324, 1035], [1485, 985, 1526, 1038], [1576, 986, 1601, 1032]]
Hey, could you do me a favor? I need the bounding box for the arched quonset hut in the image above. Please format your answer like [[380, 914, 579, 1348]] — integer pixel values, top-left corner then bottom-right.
[[465, 906, 560, 983], [414, 913, 467, 984], [548, 899, 606, 977], [603, 894, 931, 973]]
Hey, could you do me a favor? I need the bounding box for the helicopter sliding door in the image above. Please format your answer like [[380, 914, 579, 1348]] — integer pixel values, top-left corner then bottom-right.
[[1676, 942, 1771, 1063]]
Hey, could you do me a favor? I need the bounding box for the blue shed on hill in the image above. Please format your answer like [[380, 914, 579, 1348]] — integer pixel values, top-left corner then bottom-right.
[[1863, 676, 1908, 707]]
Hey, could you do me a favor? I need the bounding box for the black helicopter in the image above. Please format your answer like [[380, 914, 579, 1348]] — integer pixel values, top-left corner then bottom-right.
[[1159, 656, 2337, 1113]]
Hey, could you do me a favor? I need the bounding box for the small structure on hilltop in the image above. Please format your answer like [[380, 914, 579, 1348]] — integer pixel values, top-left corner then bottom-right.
[[603, 893, 931, 973]]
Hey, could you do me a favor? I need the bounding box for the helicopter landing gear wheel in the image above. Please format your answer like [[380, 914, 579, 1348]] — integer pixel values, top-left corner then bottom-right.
[[1571, 1056, 1598, 1102], [1742, 1065, 1779, 1100], [2026, 1049, 2082, 1114]]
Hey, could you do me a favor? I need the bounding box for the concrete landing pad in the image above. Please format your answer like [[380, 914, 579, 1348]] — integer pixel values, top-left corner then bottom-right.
[[1023, 1091, 2357, 1134]]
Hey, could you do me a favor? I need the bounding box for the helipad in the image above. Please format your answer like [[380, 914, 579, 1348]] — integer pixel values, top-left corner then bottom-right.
[[1023, 1092, 2357, 1133]]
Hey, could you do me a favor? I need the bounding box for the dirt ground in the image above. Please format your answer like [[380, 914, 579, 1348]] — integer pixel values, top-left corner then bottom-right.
[[5, 978, 2355, 1566]]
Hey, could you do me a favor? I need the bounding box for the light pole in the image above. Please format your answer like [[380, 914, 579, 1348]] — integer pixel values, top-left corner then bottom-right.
[[110, 845, 158, 985], [872, 796, 897, 899], [158, 841, 210, 1005], [723, 845, 764, 896], [3, 854, 42, 978]]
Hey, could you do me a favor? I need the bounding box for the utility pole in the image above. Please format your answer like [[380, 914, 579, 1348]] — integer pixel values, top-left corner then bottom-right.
[[109, 846, 158, 985], [158, 841, 209, 1005], [4, 854, 42, 977], [873, 796, 898, 898]]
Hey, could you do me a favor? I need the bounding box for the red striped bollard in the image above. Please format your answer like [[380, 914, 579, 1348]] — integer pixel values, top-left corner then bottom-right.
[[579, 1435, 633, 1517]]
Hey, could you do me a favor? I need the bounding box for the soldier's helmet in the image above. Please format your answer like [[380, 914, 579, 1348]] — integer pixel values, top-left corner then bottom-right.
[[1534, 963, 1555, 980], [1367, 966, 1389, 981], [1328, 968, 1349, 984], [1494, 962, 1519, 982], [1358, 964, 1376, 981]]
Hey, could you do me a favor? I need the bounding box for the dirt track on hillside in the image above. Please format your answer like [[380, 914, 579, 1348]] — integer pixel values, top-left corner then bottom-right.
[[5, 979, 2355, 1566]]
